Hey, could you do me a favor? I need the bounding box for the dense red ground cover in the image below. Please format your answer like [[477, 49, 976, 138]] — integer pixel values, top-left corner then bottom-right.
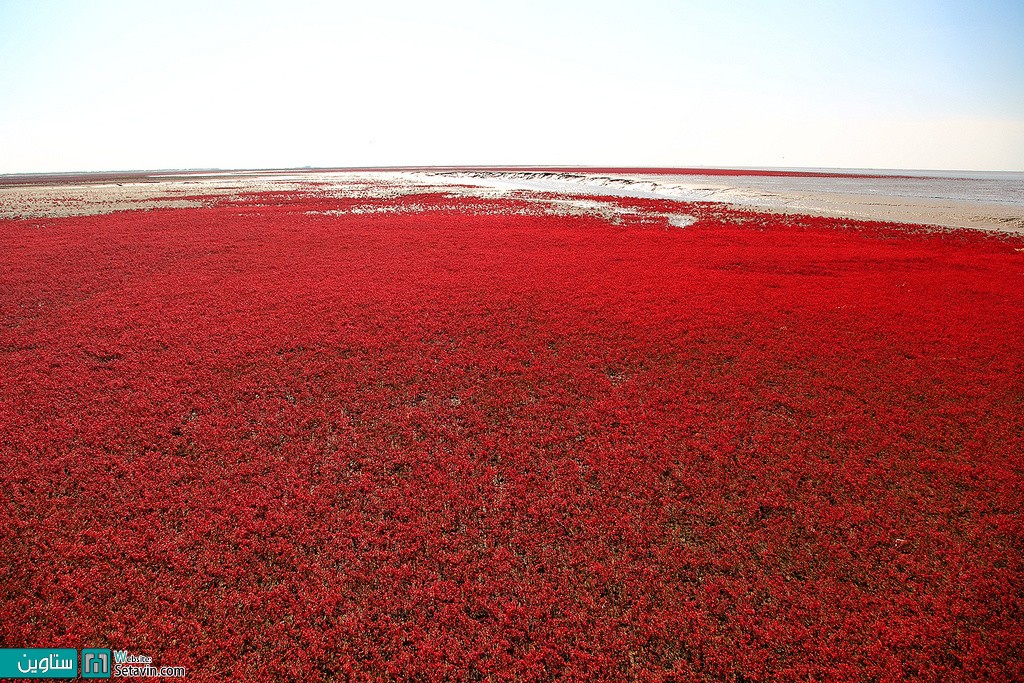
[[1, 190, 1022, 682]]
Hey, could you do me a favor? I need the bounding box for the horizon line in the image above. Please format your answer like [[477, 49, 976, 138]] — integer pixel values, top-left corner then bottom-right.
[[3, 164, 1023, 186]]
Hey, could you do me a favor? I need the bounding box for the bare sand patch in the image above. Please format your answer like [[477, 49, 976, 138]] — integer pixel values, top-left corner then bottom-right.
[[421, 170, 1024, 233]]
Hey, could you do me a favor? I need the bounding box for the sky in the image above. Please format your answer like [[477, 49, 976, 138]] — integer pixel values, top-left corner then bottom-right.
[[1, 0, 1022, 173]]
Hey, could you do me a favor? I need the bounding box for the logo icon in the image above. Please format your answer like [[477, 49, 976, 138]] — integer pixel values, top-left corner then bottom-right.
[[82, 649, 111, 679]]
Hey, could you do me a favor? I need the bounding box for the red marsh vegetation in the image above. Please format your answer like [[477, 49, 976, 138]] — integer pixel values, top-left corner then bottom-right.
[[1, 190, 1021, 681]]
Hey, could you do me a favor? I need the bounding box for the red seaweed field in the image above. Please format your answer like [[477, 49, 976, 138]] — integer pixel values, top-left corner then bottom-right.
[[1, 188, 1022, 681]]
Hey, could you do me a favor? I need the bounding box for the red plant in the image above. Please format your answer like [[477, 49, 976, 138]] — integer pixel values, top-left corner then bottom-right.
[[1, 189, 1021, 682]]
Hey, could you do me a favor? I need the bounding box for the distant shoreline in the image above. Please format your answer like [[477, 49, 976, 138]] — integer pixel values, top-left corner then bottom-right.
[[2, 168, 1022, 233], [4, 165, 1024, 188]]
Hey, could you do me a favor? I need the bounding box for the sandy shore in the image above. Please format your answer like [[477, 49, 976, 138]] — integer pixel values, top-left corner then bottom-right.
[[2, 168, 1022, 233], [422, 170, 1024, 233]]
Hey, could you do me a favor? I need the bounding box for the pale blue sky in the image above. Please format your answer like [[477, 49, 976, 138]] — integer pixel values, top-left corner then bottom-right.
[[1, 0, 1022, 173]]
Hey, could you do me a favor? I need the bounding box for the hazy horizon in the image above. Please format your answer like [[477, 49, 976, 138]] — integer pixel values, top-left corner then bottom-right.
[[4, 165, 1024, 179], [2, 0, 1022, 174]]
